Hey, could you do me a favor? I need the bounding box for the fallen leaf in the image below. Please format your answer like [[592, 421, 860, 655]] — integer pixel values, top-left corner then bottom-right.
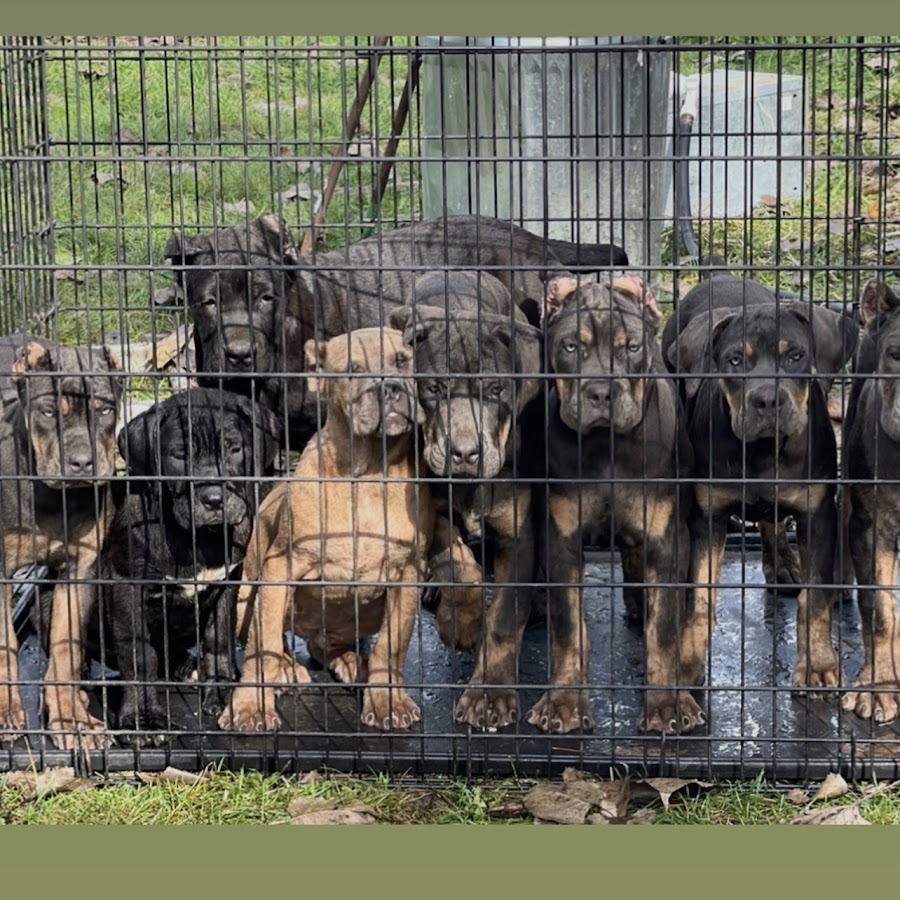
[[862, 159, 886, 178], [868, 201, 881, 222], [812, 772, 849, 802], [487, 799, 528, 819], [152, 328, 192, 370], [275, 182, 312, 204], [829, 219, 849, 235], [287, 796, 338, 818], [565, 778, 630, 820], [865, 53, 898, 73], [152, 285, 180, 306], [759, 193, 780, 209], [137, 766, 208, 785], [786, 788, 808, 805], [788, 805, 870, 825], [292, 808, 378, 825], [888, 102, 900, 120], [522, 784, 591, 825], [884, 236, 900, 255], [633, 777, 714, 811], [53, 268, 83, 283], [815, 91, 846, 111], [299, 770, 323, 784], [223, 199, 256, 215], [625, 807, 656, 825], [91, 171, 117, 187], [3, 767, 91, 800], [80, 68, 106, 81], [347, 141, 374, 158], [586, 813, 611, 825]]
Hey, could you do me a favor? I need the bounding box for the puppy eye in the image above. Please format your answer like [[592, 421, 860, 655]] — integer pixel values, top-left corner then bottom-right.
[[228, 445, 243, 458], [626, 339, 641, 353], [728, 353, 743, 368], [200, 295, 217, 308], [257, 293, 275, 306], [99, 406, 115, 417], [787, 349, 804, 363], [422, 382, 441, 396], [40, 407, 56, 419], [562, 339, 578, 354], [487, 384, 505, 398], [889, 348, 900, 361]]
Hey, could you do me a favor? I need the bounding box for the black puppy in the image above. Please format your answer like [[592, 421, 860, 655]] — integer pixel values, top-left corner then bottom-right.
[[104, 389, 279, 743], [167, 214, 627, 447], [843, 281, 900, 723], [1, 336, 124, 750], [391, 271, 544, 726], [668, 274, 855, 697], [663, 264, 858, 593]]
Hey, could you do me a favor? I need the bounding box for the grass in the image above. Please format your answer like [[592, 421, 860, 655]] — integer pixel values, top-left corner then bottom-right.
[[4, 768, 900, 825]]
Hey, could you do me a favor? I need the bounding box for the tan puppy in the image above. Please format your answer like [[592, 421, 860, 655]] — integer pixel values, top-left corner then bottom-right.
[[219, 327, 433, 732]]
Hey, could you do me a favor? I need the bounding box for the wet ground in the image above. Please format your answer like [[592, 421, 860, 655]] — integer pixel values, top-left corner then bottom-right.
[[4, 542, 900, 780]]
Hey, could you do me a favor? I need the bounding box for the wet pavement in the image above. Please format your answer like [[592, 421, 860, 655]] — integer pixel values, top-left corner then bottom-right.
[[4, 544, 900, 779]]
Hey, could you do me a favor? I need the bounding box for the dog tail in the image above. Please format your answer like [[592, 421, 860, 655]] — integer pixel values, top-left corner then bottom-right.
[[546, 239, 630, 271]]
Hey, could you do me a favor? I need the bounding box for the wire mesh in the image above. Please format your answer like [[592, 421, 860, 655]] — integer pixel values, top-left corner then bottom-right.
[[0, 35, 899, 781]]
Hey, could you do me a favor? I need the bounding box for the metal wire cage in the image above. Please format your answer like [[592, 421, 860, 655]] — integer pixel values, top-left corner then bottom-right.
[[1, 35, 899, 781]]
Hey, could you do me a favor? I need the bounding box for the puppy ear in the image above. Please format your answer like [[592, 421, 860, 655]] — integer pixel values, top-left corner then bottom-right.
[[542, 274, 579, 322], [100, 346, 126, 404], [612, 275, 662, 330], [861, 280, 900, 325], [164, 233, 209, 286], [257, 214, 300, 266], [253, 405, 283, 474], [389, 305, 441, 347], [119, 406, 162, 476], [668, 310, 736, 401], [10, 340, 52, 387], [491, 320, 543, 411], [304, 338, 329, 395], [784, 301, 859, 389]]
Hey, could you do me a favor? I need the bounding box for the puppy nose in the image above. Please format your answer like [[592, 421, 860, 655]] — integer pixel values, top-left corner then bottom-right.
[[225, 345, 253, 367], [584, 381, 613, 408], [380, 380, 403, 402], [750, 388, 778, 412], [450, 437, 481, 467], [66, 452, 94, 476], [197, 485, 224, 511]]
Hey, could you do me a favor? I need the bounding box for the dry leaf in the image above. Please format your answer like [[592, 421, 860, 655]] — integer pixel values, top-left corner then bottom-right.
[[828, 219, 849, 235], [287, 796, 337, 818], [759, 193, 780, 209], [223, 199, 256, 215], [152, 285, 179, 306], [53, 268, 83, 283], [80, 68, 106, 81], [347, 141, 374, 158], [865, 53, 898, 73], [487, 799, 527, 819], [3, 767, 91, 800], [815, 91, 846, 111], [137, 766, 207, 785], [91, 171, 117, 187], [292, 808, 378, 825], [633, 777, 713, 811], [868, 200, 881, 222], [786, 788, 808, 805], [523, 784, 591, 825], [275, 182, 312, 204], [883, 237, 900, 255], [152, 329, 191, 370], [625, 807, 656, 825], [788, 805, 870, 825], [812, 772, 849, 802], [299, 770, 323, 784], [565, 778, 630, 819]]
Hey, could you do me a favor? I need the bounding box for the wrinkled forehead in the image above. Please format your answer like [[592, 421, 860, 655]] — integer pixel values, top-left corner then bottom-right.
[[22, 350, 120, 404], [415, 317, 514, 374], [553, 292, 645, 339], [328, 329, 408, 372], [720, 309, 811, 352]]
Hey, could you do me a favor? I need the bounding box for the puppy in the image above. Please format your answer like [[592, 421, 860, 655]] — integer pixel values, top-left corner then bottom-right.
[[105, 389, 279, 743], [219, 327, 433, 732], [0, 337, 124, 749]]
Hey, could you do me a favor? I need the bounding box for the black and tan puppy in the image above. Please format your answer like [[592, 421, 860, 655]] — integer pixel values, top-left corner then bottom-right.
[[390, 271, 544, 729], [669, 275, 854, 697], [662, 263, 858, 591], [843, 281, 900, 723], [0, 336, 124, 749], [106, 389, 279, 743], [166, 214, 627, 446], [464, 274, 697, 734], [219, 327, 433, 733]]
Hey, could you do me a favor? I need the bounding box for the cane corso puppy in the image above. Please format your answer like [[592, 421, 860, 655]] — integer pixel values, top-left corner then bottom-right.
[[166, 214, 628, 446], [390, 271, 544, 730], [219, 327, 433, 733], [666, 268, 856, 697], [0, 336, 124, 749], [106, 389, 280, 743], [843, 281, 900, 722], [662, 262, 858, 593]]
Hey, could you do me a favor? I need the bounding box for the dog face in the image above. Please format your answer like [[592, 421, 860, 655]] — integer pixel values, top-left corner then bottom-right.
[[710, 306, 814, 443], [390, 305, 541, 478], [860, 281, 900, 441], [119, 389, 281, 531], [9, 340, 124, 487], [165, 215, 298, 386], [543, 276, 660, 435], [304, 327, 421, 439]]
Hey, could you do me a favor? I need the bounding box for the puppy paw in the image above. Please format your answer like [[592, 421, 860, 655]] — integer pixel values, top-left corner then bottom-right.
[[639, 690, 706, 734], [217, 687, 281, 732], [526, 689, 593, 734], [455, 686, 518, 730], [361, 686, 420, 730], [0, 688, 27, 743]]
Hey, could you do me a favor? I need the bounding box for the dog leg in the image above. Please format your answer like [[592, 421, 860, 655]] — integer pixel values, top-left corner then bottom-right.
[[199, 583, 239, 717], [680, 514, 727, 687], [791, 495, 841, 697], [362, 572, 420, 730], [759, 519, 802, 595], [843, 500, 900, 721], [428, 514, 484, 651], [0, 583, 26, 741], [619, 544, 646, 626], [219, 553, 310, 732], [44, 564, 111, 751]]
